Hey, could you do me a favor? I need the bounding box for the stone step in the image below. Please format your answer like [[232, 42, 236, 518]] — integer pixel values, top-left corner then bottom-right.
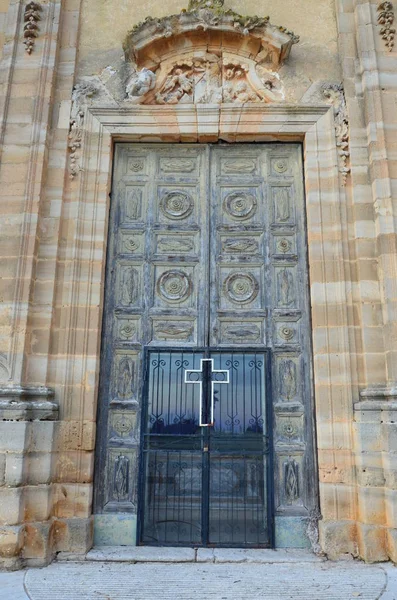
[[83, 546, 325, 564]]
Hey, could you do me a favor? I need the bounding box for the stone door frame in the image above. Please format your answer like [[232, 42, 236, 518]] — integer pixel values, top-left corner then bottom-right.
[[68, 102, 356, 547]]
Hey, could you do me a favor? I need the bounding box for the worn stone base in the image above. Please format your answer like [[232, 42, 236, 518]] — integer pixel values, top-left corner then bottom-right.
[[319, 520, 359, 561]]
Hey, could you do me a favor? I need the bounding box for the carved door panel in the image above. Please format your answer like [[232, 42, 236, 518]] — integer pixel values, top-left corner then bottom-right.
[[95, 145, 210, 514], [95, 143, 317, 544], [209, 145, 316, 522]]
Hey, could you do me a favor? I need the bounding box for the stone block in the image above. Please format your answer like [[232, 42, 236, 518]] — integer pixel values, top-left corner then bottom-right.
[[0, 453, 5, 486], [353, 422, 382, 453], [382, 423, 397, 453], [55, 420, 96, 452], [26, 452, 52, 485], [357, 523, 388, 563], [384, 453, 397, 489], [357, 486, 386, 525], [53, 450, 94, 483], [0, 487, 23, 526], [386, 528, 397, 563], [53, 517, 93, 554], [23, 485, 52, 522], [29, 421, 55, 453], [0, 525, 24, 558], [385, 489, 397, 528], [319, 520, 358, 560], [5, 454, 25, 487], [22, 521, 52, 560], [0, 423, 29, 453], [53, 483, 93, 518]]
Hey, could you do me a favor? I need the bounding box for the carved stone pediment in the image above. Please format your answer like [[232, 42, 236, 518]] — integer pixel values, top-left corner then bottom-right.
[[124, 0, 299, 72], [122, 1, 298, 105]]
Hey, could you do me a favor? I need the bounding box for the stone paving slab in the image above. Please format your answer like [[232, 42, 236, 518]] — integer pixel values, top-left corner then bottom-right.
[[196, 548, 325, 563], [22, 561, 389, 600], [86, 546, 325, 564], [86, 546, 196, 562]]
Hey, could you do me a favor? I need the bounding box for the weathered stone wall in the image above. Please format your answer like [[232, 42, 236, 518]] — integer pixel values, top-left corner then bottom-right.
[[0, 0, 396, 570]]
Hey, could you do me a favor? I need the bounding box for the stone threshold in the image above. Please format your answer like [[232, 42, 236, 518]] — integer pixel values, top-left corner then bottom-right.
[[69, 546, 325, 564]]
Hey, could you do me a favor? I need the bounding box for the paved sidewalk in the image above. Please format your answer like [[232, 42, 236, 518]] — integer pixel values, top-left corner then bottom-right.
[[0, 549, 396, 600]]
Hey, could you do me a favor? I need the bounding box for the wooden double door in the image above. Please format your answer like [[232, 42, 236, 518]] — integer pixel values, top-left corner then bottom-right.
[[94, 143, 317, 547]]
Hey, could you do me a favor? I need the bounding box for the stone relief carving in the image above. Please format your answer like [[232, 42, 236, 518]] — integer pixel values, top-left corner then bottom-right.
[[123, 236, 140, 252], [113, 454, 129, 500], [272, 158, 289, 174], [154, 322, 194, 340], [128, 158, 145, 172], [126, 67, 156, 99], [279, 358, 297, 400], [274, 187, 291, 222], [223, 61, 261, 102], [157, 238, 194, 253], [120, 267, 139, 306], [279, 326, 296, 342], [155, 65, 195, 104], [160, 190, 194, 220], [68, 82, 98, 179], [277, 268, 295, 306], [222, 158, 256, 173], [284, 458, 300, 504], [224, 272, 259, 304], [118, 321, 137, 340], [223, 325, 261, 342], [160, 158, 196, 173], [276, 238, 292, 254], [157, 270, 193, 303], [378, 2, 395, 50], [322, 83, 351, 186], [222, 238, 259, 253], [23, 1, 41, 54], [117, 357, 135, 399], [125, 189, 142, 221], [112, 414, 134, 438], [224, 191, 257, 220]]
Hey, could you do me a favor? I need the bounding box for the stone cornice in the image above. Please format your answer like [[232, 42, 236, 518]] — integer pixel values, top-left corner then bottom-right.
[[123, 0, 299, 70], [0, 385, 57, 421]]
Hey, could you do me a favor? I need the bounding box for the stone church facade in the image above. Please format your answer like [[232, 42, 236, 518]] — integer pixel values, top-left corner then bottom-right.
[[0, 0, 396, 569]]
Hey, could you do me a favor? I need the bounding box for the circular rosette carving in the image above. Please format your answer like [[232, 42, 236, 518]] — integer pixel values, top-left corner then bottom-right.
[[224, 272, 259, 304], [158, 270, 193, 303], [224, 191, 257, 220], [273, 159, 288, 173], [160, 190, 194, 220]]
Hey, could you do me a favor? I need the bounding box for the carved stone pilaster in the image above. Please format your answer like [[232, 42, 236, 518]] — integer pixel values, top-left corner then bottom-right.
[[23, 1, 41, 54], [0, 385, 57, 421], [322, 83, 351, 186], [378, 2, 395, 51]]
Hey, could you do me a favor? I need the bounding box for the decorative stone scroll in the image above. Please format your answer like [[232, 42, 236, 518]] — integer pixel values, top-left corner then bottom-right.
[[123, 0, 297, 104], [322, 83, 351, 186], [68, 82, 98, 179], [377, 2, 395, 50], [23, 1, 41, 54]]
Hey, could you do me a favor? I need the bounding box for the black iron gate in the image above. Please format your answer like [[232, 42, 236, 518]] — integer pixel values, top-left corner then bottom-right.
[[138, 348, 273, 547]]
